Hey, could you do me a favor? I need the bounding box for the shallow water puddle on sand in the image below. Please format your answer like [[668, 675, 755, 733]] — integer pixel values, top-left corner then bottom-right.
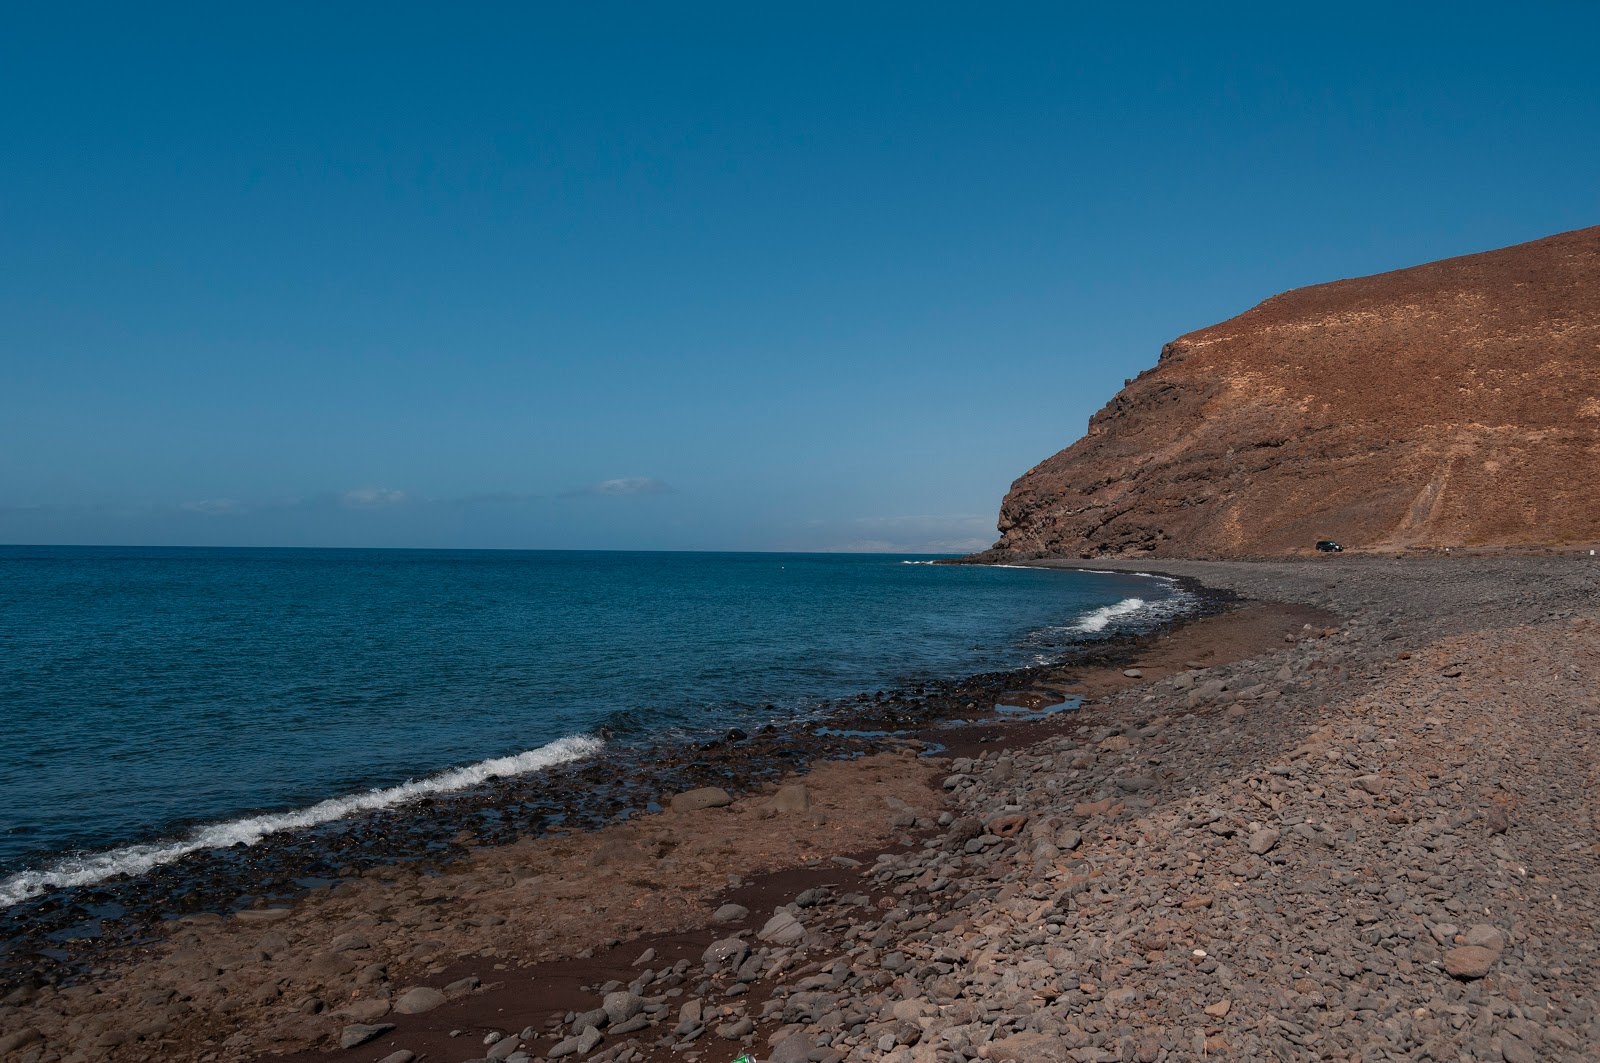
[[994, 696, 1083, 719]]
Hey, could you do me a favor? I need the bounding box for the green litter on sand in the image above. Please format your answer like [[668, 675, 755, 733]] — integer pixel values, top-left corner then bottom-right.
[[732, 1057, 754, 1063]]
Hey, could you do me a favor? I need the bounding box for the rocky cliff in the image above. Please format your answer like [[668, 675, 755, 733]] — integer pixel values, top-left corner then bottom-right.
[[985, 225, 1600, 558]]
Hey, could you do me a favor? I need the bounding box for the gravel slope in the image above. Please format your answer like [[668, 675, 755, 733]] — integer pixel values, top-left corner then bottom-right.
[[426, 556, 1600, 1063]]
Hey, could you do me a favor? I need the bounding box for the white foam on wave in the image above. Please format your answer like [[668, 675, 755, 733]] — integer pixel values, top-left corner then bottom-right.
[[1069, 596, 1148, 633], [0, 734, 604, 909]]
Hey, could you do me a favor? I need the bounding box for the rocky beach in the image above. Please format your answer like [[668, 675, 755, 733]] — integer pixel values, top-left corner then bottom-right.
[[5, 551, 1598, 1062]]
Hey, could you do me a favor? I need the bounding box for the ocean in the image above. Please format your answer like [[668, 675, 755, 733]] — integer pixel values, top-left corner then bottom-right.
[[0, 546, 1187, 908]]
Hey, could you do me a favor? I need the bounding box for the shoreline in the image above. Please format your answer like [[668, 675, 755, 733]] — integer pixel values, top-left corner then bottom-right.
[[0, 581, 1308, 1061], [5, 554, 1598, 1062], [0, 571, 1219, 985]]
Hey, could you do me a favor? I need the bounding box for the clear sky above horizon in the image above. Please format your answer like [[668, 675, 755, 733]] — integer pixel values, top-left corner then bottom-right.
[[4, 3, 1598, 552]]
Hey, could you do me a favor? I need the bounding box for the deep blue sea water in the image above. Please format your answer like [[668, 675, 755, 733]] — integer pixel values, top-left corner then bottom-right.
[[0, 546, 1184, 904]]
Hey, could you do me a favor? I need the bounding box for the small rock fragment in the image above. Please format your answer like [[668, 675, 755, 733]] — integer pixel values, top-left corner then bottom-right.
[[670, 786, 733, 812], [340, 1023, 395, 1049], [1444, 945, 1499, 979]]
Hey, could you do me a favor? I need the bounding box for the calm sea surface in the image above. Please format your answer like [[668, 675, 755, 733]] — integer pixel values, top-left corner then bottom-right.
[[0, 546, 1183, 902]]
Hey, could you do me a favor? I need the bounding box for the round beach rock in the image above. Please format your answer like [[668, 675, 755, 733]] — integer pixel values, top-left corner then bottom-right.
[[711, 902, 748, 924], [393, 986, 447, 1014], [1443, 945, 1499, 979], [774, 783, 810, 812], [670, 786, 733, 812]]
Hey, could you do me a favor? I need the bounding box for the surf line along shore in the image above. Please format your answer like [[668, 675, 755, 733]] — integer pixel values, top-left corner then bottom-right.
[[0, 566, 1214, 981], [5, 552, 1599, 1062], [0, 580, 1314, 1062]]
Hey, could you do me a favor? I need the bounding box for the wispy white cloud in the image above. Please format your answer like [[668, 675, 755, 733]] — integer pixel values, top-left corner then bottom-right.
[[180, 498, 248, 516], [830, 536, 993, 554], [563, 477, 673, 498], [340, 487, 409, 509], [851, 514, 986, 530], [799, 513, 996, 554], [454, 491, 543, 505]]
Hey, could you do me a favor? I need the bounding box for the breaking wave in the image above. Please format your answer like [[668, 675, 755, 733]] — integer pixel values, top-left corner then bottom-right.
[[1069, 596, 1148, 632], [0, 734, 603, 908]]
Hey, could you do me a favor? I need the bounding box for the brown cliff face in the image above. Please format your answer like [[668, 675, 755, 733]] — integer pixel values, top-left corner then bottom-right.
[[988, 225, 1600, 558]]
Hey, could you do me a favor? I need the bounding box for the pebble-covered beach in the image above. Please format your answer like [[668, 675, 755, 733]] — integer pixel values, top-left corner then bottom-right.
[[3, 552, 1598, 1062]]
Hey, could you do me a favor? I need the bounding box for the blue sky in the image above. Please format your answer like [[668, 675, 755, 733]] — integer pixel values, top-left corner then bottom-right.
[[3, 3, 1597, 551]]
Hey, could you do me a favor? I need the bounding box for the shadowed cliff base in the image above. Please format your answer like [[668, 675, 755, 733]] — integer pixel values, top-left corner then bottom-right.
[[981, 225, 1600, 560]]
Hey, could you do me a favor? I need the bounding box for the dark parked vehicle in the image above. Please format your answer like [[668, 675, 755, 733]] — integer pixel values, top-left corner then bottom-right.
[[1315, 540, 1343, 553]]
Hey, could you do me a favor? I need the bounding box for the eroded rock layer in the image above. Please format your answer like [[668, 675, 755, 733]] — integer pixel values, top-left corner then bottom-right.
[[989, 225, 1600, 557]]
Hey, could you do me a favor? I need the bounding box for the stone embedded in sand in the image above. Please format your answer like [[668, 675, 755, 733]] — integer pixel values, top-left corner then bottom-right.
[[1123, 668, 1144, 678], [702, 936, 748, 967], [982, 1031, 1075, 1062], [377, 1052, 415, 1063], [890, 1000, 924, 1022], [486, 1035, 522, 1062], [1500, 1033, 1538, 1063], [758, 909, 805, 945], [769, 1033, 814, 1063], [670, 786, 733, 812], [339, 1023, 394, 1049], [718, 1017, 755, 1039], [1462, 924, 1507, 953], [1247, 828, 1281, 855], [947, 815, 984, 842], [712, 903, 749, 925], [335, 998, 391, 1022], [588, 836, 645, 866], [1444, 945, 1499, 979], [0, 1030, 43, 1055], [307, 952, 357, 978], [985, 813, 1028, 837], [774, 783, 810, 813], [443, 975, 480, 997], [393, 986, 447, 1014], [256, 931, 290, 956], [603, 990, 642, 1026], [234, 908, 293, 923]]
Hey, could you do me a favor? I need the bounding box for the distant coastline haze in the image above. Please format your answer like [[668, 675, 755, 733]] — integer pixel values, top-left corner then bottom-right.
[[3, 4, 1598, 550]]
